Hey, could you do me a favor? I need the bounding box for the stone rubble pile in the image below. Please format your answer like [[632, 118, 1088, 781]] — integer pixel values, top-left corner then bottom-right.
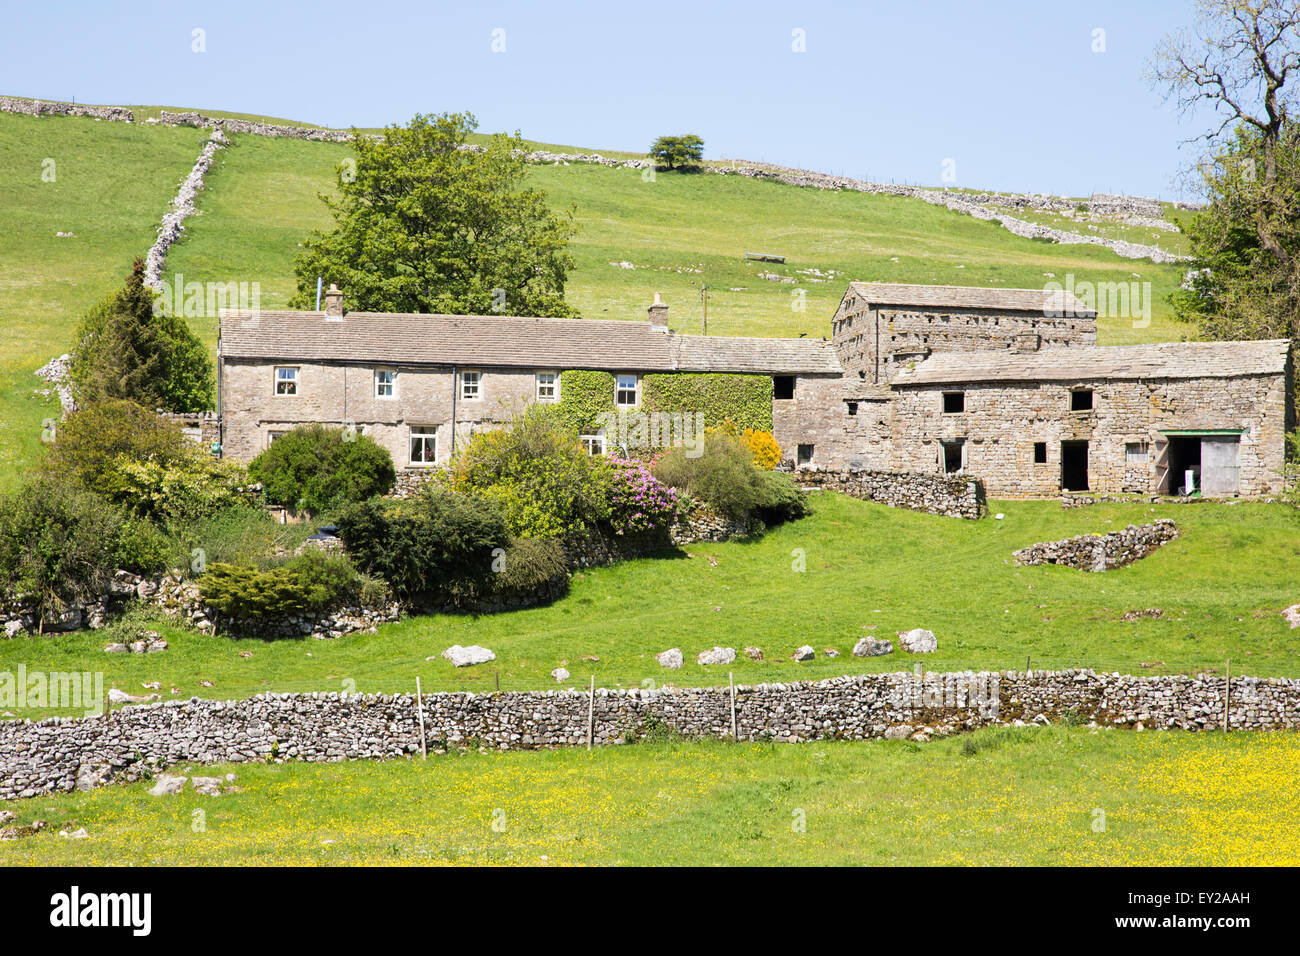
[[3, 668, 1295, 799], [1013, 519, 1178, 572]]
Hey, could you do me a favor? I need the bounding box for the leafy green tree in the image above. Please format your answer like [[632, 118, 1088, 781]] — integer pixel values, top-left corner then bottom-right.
[[248, 424, 396, 514], [290, 112, 577, 317], [43, 399, 191, 490], [69, 259, 215, 412], [650, 134, 705, 170]]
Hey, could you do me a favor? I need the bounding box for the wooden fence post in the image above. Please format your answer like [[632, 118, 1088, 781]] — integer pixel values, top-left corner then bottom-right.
[[1223, 659, 1230, 733], [729, 671, 738, 740], [415, 676, 427, 759]]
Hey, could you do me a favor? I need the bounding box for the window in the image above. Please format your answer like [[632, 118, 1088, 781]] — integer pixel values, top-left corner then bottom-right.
[[797, 443, 814, 466], [580, 431, 606, 456], [773, 375, 795, 400], [536, 371, 560, 402], [274, 367, 298, 396], [267, 430, 288, 447], [615, 374, 639, 407], [1070, 388, 1093, 412], [941, 440, 965, 474], [409, 425, 438, 466], [375, 369, 396, 399], [942, 391, 965, 414], [461, 371, 481, 400], [847, 402, 858, 417], [1033, 442, 1048, 464], [1125, 442, 1150, 465]]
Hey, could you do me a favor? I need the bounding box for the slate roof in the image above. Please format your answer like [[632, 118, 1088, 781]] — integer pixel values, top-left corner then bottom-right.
[[890, 339, 1291, 386], [844, 282, 1097, 318], [218, 310, 842, 375]]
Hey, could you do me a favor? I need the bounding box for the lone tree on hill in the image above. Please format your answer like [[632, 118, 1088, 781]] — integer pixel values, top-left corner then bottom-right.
[[69, 258, 215, 412], [291, 112, 578, 317], [650, 134, 705, 170], [1150, 0, 1300, 347]]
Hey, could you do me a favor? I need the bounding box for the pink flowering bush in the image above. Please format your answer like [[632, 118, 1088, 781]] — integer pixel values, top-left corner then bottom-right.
[[604, 458, 680, 536]]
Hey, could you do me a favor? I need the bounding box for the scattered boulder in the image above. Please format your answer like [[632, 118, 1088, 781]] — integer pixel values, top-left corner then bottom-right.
[[191, 776, 223, 796], [898, 629, 937, 653], [4, 620, 24, 639], [744, 646, 764, 660], [697, 646, 736, 666], [792, 645, 815, 662], [1284, 604, 1300, 629], [551, 667, 570, 683], [440, 645, 496, 668], [824, 648, 839, 658], [883, 725, 914, 740], [107, 688, 159, 705], [103, 643, 129, 654], [853, 637, 893, 657], [656, 648, 683, 669], [0, 820, 46, 840], [148, 774, 187, 797]]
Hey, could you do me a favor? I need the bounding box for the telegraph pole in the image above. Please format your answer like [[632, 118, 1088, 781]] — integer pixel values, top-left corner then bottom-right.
[[699, 282, 710, 336]]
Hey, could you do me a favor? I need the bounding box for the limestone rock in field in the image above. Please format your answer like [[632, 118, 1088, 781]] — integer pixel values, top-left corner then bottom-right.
[[883, 724, 914, 740], [551, 667, 570, 683], [744, 646, 764, 660], [792, 645, 815, 662], [104, 643, 129, 654], [148, 774, 187, 797], [656, 648, 683, 669], [853, 637, 894, 657], [898, 628, 937, 653], [441, 645, 496, 667], [108, 688, 158, 704], [697, 646, 736, 666], [4, 620, 24, 638], [191, 776, 223, 796], [824, 648, 839, 658], [1284, 604, 1300, 629]]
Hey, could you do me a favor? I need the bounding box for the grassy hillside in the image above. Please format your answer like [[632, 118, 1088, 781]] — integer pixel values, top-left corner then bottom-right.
[[4, 494, 1298, 719], [0, 114, 212, 488], [2, 727, 1295, 865], [165, 130, 1190, 352]]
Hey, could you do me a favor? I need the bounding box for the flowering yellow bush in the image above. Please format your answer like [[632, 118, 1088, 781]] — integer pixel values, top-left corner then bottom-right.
[[742, 429, 782, 469]]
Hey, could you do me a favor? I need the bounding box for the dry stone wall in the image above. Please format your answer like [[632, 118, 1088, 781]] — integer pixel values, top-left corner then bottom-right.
[[3, 669, 1295, 799], [143, 128, 229, 290], [1013, 519, 1178, 571], [793, 467, 986, 519], [0, 97, 133, 122]]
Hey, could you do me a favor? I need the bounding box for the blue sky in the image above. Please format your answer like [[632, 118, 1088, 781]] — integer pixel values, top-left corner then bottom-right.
[[2, 0, 1218, 199]]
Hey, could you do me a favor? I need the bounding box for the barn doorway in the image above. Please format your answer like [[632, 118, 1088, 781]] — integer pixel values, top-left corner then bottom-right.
[[1166, 436, 1201, 495], [1163, 433, 1241, 495], [1060, 440, 1089, 491]]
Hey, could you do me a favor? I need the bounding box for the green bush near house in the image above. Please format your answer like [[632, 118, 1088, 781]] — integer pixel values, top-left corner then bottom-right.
[[653, 431, 806, 524], [0, 476, 168, 619], [200, 550, 367, 621], [642, 373, 773, 432], [100, 453, 257, 524], [452, 405, 611, 538], [249, 423, 396, 514], [43, 399, 192, 490], [337, 489, 509, 603]]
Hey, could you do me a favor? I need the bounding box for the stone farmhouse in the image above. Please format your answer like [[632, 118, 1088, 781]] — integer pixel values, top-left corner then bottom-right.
[[217, 282, 1293, 500]]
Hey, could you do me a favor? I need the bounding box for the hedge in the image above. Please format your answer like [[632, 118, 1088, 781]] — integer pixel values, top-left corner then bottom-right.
[[642, 373, 773, 432]]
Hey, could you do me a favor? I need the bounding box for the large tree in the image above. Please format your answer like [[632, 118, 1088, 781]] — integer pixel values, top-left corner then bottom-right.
[[1151, 0, 1300, 340], [291, 112, 577, 317], [69, 259, 215, 412]]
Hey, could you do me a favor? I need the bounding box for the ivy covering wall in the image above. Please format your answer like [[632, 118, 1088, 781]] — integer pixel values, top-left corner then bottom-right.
[[642, 373, 773, 431], [556, 370, 774, 434]]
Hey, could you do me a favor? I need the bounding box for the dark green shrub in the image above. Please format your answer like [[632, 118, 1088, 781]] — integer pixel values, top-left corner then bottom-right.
[[753, 470, 809, 525], [337, 490, 508, 601], [488, 537, 569, 601], [249, 424, 396, 513], [43, 399, 190, 490]]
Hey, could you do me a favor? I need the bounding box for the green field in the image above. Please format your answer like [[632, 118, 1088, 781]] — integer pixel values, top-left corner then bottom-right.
[[2, 727, 1296, 865], [3, 493, 1297, 719]]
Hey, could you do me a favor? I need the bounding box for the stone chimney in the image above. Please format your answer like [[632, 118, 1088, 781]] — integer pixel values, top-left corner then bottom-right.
[[324, 283, 344, 319], [648, 292, 668, 331], [1013, 330, 1041, 353]]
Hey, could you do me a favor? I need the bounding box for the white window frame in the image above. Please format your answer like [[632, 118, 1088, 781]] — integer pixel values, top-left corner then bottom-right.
[[1125, 441, 1150, 465], [409, 425, 439, 466], [461, 370, 482, 401], [615, 373, 639, 408], [267, 430, 288, 448], [274, 366, 298, 396], [375, 368, 397, 399], [536, 370, 560, 403], [580, 431, 607, 456]]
